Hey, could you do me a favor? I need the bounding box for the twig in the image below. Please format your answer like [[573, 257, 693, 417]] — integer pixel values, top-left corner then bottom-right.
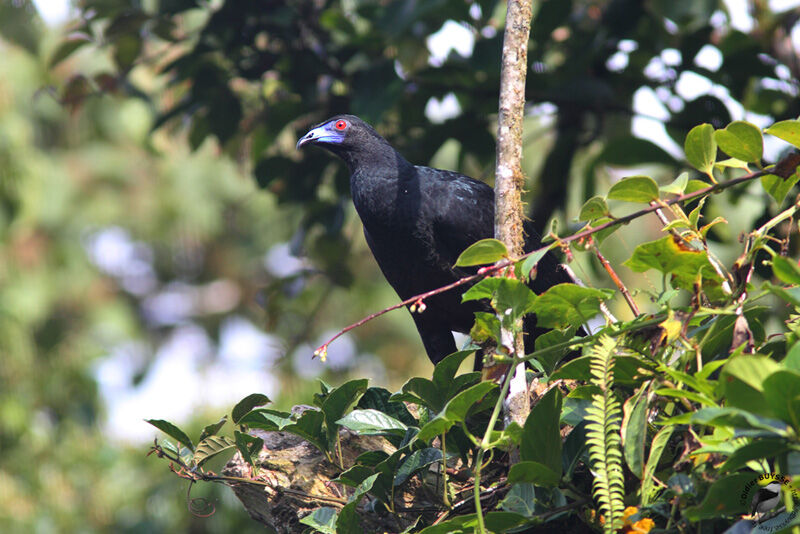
[[592, 242, 640, 316]]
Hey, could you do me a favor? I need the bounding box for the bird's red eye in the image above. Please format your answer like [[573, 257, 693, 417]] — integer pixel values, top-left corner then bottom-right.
[[334, 119, 347, 130]]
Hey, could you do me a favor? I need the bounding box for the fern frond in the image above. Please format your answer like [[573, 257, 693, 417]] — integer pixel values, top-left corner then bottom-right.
[[585, 335, 625, 533]]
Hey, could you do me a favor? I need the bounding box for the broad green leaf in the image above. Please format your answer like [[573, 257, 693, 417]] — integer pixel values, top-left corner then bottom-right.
[[391, 377, 441, 413], [685, 123, 716, 176], [232, 393, 271, 424], [607, 175, 660, 203], [521, 387, 562, 481], [761, 173, 800, 204], [393, 448, 442, 485], [765, 119, 800, 149], [784, 341, 800, 373], [578, 196, 609, 221], [507, 461, 561, 486], [462, 277, 537, 323], [624, 236, 722, 291], [333, 465, 373, 487], [193, 435, 235, 467], [299, 507, 338, 534], [500, 483, 536, 517], [146, 419, 194, 451], [530, 284, 614, 329], [722, 355, 781, 393], [432, 350, 480, 403], [551, 355, 655, 386], [660, 172, 689, 195], [531, 326, 578, 374], [358, 387, 417, 427], [416, 382, 497, 442], [762, 370, 800, 429], [763, 281, 800, 307], [320, 378, 369, 446], [336, 409, 408, 436], [720, 438, 793, 473], [685, 407, 789, 435], [772, 256, 800, 285], [684, 473, 754, 520], [237, 408, 294, 430], [641, 427, 673, 506], [714, 121, 763, 163], [713, 158, 750, 171], [455, 238, 508, 267], [199, 415, 227, 441], [49, 33, 92, 68], [416, 512, 528, 534], [622, 383, 649, 479]]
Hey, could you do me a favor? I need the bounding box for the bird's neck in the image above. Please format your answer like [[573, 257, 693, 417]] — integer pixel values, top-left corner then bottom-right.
[[345, 149, 418, 232]]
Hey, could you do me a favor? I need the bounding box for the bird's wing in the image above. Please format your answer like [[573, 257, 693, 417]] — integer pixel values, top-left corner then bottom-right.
[[419, 167, 496, 272]]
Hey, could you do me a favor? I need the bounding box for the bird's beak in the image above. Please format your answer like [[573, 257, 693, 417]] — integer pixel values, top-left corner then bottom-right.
[[296, 123, 343, 150]]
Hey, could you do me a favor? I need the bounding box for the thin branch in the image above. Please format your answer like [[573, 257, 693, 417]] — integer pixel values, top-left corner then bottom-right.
[[592, 243, 639, 316]]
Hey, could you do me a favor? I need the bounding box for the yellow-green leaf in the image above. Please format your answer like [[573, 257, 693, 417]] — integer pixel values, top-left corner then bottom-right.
[[608, 175, 659, 203], [713, 121, 763, 163], [765, 119, 800, 149], [455, 238, 508, 267], [685, 123, 716, 176]]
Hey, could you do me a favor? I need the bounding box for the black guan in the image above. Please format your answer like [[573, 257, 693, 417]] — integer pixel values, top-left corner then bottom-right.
[[297, 115, 577, 366]]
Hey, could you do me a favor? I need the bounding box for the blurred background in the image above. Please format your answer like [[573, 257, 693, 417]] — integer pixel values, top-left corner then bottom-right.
[[0, 0, 798, 531]]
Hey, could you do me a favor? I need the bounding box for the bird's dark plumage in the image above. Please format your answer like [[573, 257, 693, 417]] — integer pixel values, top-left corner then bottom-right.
[[298, 115, 575, 365]]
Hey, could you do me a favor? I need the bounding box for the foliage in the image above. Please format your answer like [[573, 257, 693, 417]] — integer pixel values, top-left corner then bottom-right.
[[2, 0, 800, 532], [149, 120, 800, 532]]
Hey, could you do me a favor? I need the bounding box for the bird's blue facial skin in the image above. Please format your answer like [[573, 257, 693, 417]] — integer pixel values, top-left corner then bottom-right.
[[296, 121, 346, 149]]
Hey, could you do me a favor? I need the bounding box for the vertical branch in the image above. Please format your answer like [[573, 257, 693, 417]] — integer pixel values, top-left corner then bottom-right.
[[494, 0, 534, 429]]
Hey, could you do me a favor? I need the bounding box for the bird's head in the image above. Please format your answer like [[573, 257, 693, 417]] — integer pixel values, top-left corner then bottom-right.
[[296, 115, 399, 171]]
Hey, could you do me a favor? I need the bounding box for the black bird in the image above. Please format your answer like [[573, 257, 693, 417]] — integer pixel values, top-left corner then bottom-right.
[[297, 115, 576, 365]]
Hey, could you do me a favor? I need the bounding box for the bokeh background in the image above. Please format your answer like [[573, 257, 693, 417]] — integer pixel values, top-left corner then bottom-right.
[[0, 0, 798, 531]]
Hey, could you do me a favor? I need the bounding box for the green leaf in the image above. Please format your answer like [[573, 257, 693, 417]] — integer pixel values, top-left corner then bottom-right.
[[299, 507, 338, 534], [773, 256, 800, 285], [336, 409, 408, 436], [334, 465, 374, 487], [784, 341, 800, 373], [714, 121, 763, 163], [507, 461, 561, 486], [232, 393, 271, 424], [199, 415, 227, 441], [146, 419, 194, 452], [462, 277, 537, 323], [720, 438, 793, 473], [761, 172, 800, 204], [500, 483, 537, 517], [684, 407, 789, 435], [641, 427, 673, 506], [393, 448, 442, 485], [521, 387, 562, 482], [455, 238, 508, 267], [722, 355, 781, 393], [578, 196, 609, 221], [49, 33, 92, 68], [660, 172, 689, 195], [416, 512, 528, 534], [624, 236, 722, 291], [336, 473, 378, 534], [530, 284, 614, 329], [762, 370, 800, 430], [320, 378, 369, 447], [765, 119, 800, 149], [358, 387, 417, 427], [391, 377, 441, 413], [431, 350, 479, 403], [193, 435, 235, 467], [519, 246, 553, 281], [233, 430, 263, 468], [416, 382, 498, 442], [622, 384, 649, 479], [685, 123, 717, 176], [607, 175, 660, 203], [684, 473, 754, 520]]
